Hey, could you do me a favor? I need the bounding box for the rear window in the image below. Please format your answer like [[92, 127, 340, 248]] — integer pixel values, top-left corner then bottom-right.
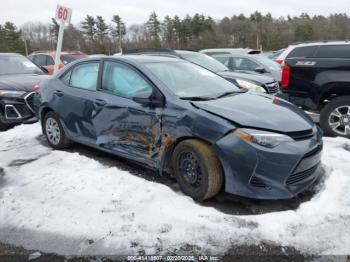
[[286, 46, 318, 59], [315, 45, 350, 58]]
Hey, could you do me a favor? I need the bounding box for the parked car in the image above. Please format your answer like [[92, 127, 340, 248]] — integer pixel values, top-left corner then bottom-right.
[[0, 53, 48, 130], [267, 49, 285, 61], [122, 49, 280, 94], [279, 41, 350, 138], [206, 53, 281, 82], [272, 41, 349, 65], [35, 55, 323, 201], [28, 51, 87, 75], [200, 48, 261, 55]]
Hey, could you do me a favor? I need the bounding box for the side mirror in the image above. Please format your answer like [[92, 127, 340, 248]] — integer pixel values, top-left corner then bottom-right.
[[254, 67, 266, 73], [132, 89, 164, 107]]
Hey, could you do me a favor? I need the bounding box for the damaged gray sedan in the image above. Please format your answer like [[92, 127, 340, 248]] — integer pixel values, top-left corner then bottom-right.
[[34, 55, 323, 201]]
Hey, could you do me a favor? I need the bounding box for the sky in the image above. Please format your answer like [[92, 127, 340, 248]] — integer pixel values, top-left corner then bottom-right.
[[0, 0, 349, 26]]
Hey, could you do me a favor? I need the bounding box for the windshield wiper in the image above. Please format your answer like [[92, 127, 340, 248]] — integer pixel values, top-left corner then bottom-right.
[[180, 96, 215, 101], [215, 90, 245, 99]]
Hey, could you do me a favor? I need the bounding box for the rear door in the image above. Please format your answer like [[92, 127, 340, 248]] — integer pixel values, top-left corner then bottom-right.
[[53, 61, 101, 144], [93, 60, 163, 167]]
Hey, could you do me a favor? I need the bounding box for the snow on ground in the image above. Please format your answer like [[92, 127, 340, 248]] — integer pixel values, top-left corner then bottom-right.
[[0, 123, 349, 255]]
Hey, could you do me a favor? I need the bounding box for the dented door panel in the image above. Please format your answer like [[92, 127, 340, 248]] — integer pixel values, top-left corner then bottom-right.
[[93, 91, 162, 166]]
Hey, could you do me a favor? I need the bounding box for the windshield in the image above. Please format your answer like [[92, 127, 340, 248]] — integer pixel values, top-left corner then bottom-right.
[[0, 55, 43, 75], [253, 55, 281, 70], [60, 54, 87, 64], [145, 61, 240, 99], [268, 50, 284, 60], [180, 52, 229, 73]]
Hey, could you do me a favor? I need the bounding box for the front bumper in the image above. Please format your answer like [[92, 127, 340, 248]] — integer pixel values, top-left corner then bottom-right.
[[0, 92, 37, 125], [214, 128, 323, 199]]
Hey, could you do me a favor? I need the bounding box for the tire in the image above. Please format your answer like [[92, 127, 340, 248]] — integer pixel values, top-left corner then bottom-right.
[[43, 111, 72, 149], [173, 139, 223, 201], [320, 96, 350, 138], [0, 121, 9, 131]]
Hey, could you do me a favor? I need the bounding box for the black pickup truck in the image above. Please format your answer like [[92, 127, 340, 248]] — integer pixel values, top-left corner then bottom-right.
[[279, 42, 350, 138]]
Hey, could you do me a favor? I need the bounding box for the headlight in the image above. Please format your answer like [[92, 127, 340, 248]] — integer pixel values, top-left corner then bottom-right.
[[236, 79, 266, 93], [233, 128, 294, 148], [0, 90, 26, 97]]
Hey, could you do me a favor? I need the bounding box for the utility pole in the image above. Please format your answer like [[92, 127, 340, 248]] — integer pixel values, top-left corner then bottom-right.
[[23, 36, 28, 56], [118, 25, 122, 53]]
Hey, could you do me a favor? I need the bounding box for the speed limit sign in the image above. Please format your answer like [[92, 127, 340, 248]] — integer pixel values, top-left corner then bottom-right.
[[53, 5, 72, 73], [55, 5, 72, 24]]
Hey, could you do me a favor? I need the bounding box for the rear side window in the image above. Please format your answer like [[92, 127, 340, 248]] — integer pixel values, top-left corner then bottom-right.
[[287, 46, 318, 59], [33, 55, 47, 67], [70, 63, 99, 90], [47, 56, 55, 66], [315, 45, 350, 58]]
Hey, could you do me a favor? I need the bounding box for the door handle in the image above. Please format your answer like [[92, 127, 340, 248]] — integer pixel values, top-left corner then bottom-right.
[[94, 99, 107, 107], [54, 90, 64, 97]]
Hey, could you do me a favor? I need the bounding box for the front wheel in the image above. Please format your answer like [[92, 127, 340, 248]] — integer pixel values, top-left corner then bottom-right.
[[0, 121, 10, 131], [320, 96, 350, 138], [43, 112, 72, 149], [173, 139, 223, 201]]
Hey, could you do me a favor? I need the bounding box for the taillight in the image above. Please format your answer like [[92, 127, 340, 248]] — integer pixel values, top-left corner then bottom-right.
[[281, 65, 290, 88], [276, 59, 283, 64], [58, 62, 64, 69], [34, 84, 40, 93]]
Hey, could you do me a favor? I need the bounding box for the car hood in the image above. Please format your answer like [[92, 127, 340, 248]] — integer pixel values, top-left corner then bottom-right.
[[218, 71, 275, 84], [0, 74, 49, 92], [193, 92, 314, 133]]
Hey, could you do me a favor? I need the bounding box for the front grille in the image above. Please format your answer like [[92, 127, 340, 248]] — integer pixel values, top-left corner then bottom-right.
[[250, 176, 268, 188], [24, 92, 35, 113], [286, 129, 314, 140], [264, 82, 280, 94], [286, 165, 318, 186], [304, 143, 323, 158]]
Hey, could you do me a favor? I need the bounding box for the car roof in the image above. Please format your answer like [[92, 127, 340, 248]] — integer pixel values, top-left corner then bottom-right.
[[200, 48, 261, 54], [80, 54, 183, 64], [174, 50, 198, 54], [29, 51, 86, 56], [0, 53, 23, 57], [119, 55, 183, 63], [290, 41, 350, 47]]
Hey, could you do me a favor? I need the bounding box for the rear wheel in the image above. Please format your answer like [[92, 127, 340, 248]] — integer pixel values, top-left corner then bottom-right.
[[320, 96, 350, 138], [173, 139, 223, 201], [43, 112, 72, 149]]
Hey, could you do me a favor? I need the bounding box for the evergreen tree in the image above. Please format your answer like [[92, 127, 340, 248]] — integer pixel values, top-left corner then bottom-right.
[[95, 16, 109, 41], [81, 15, 96, 41], [111, 15, 126, 51], [49, 18, 59, 41], [146, 11, 161, 47], [162, 16, 174, 45], [0, 22, 24, 53]]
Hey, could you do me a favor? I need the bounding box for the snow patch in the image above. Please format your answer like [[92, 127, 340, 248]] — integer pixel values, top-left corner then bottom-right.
[[0, 123, 349, 255]]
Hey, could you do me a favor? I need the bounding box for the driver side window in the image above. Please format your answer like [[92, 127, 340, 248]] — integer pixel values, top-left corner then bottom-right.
[[102, 61, 153, 98]]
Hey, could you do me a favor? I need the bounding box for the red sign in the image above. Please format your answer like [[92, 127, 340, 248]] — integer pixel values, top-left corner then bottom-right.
[[55, 5, 72, 24]]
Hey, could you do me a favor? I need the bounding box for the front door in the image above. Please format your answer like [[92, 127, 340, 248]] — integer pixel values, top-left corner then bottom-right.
[[93, 60, 163, 166]]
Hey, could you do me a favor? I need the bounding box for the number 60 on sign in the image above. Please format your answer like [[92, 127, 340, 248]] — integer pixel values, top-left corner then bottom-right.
[[55, 5, 72, 24]]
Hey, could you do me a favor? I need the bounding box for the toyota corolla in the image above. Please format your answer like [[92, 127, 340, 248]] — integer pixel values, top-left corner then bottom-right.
[[34, 55, 323, 201]]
